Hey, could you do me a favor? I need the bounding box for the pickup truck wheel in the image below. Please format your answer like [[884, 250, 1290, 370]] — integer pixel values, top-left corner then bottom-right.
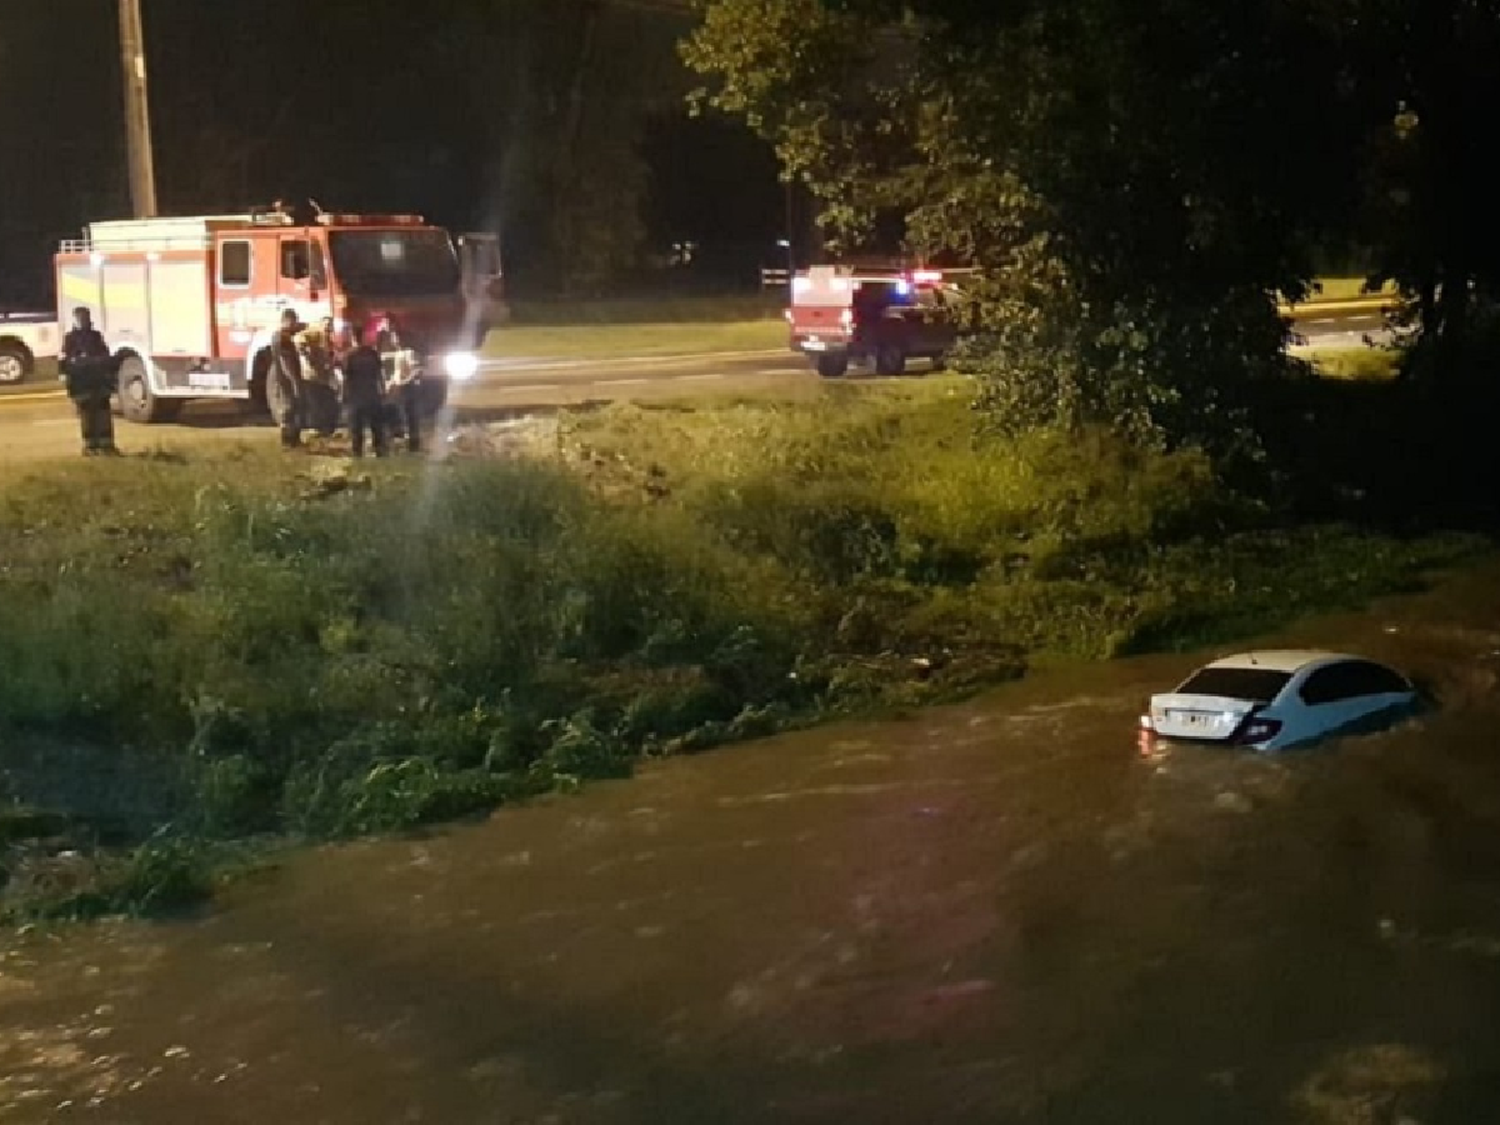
[[815, 353, 849, 379], [0, 342, 32, 385], [874, 345, 907, 377], [116, 355, 176, 423]]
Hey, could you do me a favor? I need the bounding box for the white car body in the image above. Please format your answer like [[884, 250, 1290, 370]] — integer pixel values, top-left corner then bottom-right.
[[0, 313, 60, 384], [1142, 650, 1418, 752]]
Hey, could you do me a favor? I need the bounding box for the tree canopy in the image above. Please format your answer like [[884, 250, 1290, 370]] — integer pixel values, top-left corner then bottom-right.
[[685, 0, 1500, 434]]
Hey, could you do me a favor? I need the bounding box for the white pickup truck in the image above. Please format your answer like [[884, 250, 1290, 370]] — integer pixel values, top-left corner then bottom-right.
[[0, 312, 60, 385]]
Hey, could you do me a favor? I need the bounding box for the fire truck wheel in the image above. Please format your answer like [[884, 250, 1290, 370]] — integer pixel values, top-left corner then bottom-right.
[[116, 355, 174, 423], [874, 345, 907, 377], [814, 353, 849, 379], [0, 342, 33, 384]]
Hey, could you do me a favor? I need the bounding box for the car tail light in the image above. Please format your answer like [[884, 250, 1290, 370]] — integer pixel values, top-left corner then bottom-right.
[[1138, 713, 1157, 757], [1230, 708, 1283, 745]]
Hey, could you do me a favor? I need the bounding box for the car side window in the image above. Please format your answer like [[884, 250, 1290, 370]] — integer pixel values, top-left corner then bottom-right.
[[1346, 661, 1410, 696], [1300, 661, 1407, 705], [1299, 664, 1356, 706]]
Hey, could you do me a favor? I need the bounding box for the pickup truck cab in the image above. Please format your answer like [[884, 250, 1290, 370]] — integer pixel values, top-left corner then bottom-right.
[[0, 312, 60, 385]]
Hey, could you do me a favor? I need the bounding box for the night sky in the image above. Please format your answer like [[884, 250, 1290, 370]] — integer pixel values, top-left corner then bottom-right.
[[0, 0, 784, 306]]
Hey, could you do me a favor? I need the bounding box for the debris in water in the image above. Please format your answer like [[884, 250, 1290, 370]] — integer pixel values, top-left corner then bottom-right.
[[1292, 1043, 1443, 1125], [1214, 791, 1254, 815]]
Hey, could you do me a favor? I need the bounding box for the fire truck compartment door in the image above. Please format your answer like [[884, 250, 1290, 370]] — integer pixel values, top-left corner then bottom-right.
[[95, 261, 151, 353], [148, 258, 212, 356]]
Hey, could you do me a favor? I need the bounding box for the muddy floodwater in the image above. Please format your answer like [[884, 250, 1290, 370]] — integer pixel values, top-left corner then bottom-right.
[[5, 565, 1500, 1123]]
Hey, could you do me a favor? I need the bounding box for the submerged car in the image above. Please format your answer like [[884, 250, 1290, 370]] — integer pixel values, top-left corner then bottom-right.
[[1141, 650, 1418, 752]]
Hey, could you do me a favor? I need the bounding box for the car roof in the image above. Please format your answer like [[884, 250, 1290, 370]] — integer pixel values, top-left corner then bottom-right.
[[1202, 650, 1367, 675]]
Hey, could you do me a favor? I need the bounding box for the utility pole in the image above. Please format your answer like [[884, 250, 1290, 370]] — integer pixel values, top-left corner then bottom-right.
[[118, 0, 158, 217]]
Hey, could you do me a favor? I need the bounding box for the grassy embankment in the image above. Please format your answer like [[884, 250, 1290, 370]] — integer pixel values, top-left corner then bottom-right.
[[0, 379, 1483, 922]]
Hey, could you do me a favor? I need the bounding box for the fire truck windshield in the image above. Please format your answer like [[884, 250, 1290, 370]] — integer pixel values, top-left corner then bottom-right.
[[327, 230, 461, 297]]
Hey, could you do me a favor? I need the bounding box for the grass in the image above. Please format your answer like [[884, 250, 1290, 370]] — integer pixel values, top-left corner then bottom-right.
[[1309, 346, 1400, 382], [508, 294, 784, 325], [484, 292, 787, 362], [0, 382, 1485, 921], [482, 319, 786, 362]]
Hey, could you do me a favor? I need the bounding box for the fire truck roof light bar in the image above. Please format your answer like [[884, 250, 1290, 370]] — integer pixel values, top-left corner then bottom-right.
[[316, 214, 426, 226], [61, 236, 210, 254]]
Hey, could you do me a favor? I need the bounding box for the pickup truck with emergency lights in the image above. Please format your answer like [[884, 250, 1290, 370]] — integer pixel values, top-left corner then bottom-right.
[[787, 265, 969, 378], [53, 209, 505, 422], [0, 312, 60, 385]]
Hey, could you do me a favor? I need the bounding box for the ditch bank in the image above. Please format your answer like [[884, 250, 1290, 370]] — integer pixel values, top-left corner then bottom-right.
[[0, 387, 1488, 921]]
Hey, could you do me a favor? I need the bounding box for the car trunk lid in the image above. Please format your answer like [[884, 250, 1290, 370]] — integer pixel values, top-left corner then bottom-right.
[[1147, 693, 1261, 742]]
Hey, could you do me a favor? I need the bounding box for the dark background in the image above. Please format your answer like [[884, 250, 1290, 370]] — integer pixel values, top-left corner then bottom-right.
[[0, 0, 788, 308]]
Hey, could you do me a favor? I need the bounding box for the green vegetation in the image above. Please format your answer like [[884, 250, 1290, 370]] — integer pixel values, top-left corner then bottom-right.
[[1299, 278, 1397, 305], [508, 295, 783, 326], [483, 316, 784, 362], [0, 385, 1482, 921], [1310, 347, 1400, 383]]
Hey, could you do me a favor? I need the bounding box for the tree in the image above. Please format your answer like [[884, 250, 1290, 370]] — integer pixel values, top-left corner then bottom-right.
[[441, 0, 690, 293], [1323, 0, 1500, 385], [686, 0, 1361, 455]]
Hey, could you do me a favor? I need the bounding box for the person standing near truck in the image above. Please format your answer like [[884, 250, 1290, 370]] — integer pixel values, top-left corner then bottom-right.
[[270, 308, 306, 450], [377, 319, 423, 454], [295, 315, 340, 437], [339, 328, 387, 458], [59, 307, 119, 456]]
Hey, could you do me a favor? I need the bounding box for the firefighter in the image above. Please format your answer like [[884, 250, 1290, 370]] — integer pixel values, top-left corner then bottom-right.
[[295, 315, 340, 437], [270, 308, 306, 449], [59, 307, 120, 456], [377, 320, 424, 454], [339, 327, 387, 458]]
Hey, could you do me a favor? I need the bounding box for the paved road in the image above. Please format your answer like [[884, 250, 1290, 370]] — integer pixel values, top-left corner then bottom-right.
[[0, 305, 1389, 463], [1291, 307, 1390, 348]]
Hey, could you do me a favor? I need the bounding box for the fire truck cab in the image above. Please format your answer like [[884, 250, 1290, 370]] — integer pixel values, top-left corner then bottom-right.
[[54, 210, 484, 423], [788, 264, 968, 379]]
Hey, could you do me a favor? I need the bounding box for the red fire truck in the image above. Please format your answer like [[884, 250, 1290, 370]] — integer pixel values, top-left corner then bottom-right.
[[54, 209, 499, 423], [787, 264, 971, 378]]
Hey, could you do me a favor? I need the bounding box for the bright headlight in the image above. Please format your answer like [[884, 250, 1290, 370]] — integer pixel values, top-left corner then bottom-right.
[[444, 351, 479, 381]]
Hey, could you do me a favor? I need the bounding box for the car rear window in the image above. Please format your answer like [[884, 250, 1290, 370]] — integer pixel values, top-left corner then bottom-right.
[[1176, 667, 1292, 703]]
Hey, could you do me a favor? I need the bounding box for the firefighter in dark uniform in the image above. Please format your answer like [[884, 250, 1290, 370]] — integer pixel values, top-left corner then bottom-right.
[[59, 307, 120, 456], [339, 327, 388, 458], [270, 308, 306, 449]]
